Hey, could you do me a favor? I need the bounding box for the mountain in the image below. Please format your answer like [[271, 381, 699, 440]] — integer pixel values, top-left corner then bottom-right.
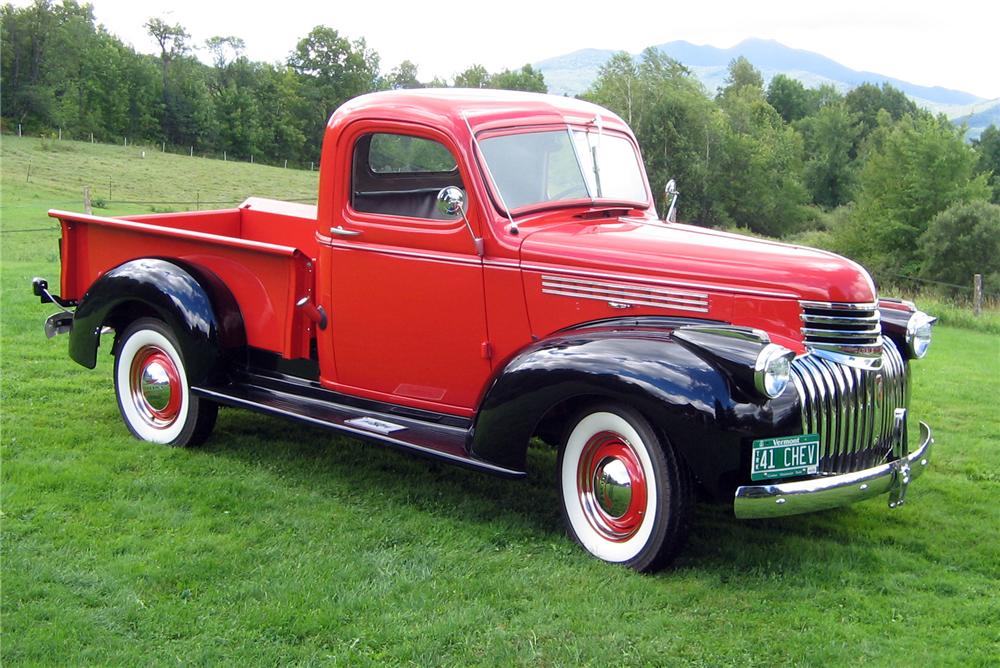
[[535, 38, 988, 126], [952, 99, 1000, 140]]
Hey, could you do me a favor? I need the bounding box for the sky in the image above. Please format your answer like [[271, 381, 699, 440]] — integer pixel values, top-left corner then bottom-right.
[[17, 0, 1000, 100]]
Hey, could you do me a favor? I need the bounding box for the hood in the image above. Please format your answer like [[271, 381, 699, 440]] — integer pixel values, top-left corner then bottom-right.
[[518, 217, 876, 303]]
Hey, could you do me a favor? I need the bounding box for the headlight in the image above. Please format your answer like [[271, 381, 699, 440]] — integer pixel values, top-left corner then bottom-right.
[[753, 344, 795, 399], [905, 311, 936, 359]]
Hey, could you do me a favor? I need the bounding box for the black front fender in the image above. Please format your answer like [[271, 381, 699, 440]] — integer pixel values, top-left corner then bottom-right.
[[469, 326, 801, 499], [69, 258, 245, 385]]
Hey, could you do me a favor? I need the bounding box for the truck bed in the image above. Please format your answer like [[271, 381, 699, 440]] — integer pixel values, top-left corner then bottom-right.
[[50, 198, 320, 360]]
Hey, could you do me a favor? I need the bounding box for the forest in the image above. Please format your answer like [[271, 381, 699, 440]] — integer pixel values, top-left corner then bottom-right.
[[3, 0, 998, 293]]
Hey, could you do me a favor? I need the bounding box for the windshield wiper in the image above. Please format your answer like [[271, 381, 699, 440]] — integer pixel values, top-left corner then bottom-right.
[[590, 115, 603, 198]]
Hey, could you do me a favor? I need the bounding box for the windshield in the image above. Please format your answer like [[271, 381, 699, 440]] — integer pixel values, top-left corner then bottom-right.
[[478, 128, 648, 212]]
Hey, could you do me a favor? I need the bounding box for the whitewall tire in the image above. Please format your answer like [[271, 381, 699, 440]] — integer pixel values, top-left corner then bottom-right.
[[559, 403, 691, 572], [114, 318, 217, 446]]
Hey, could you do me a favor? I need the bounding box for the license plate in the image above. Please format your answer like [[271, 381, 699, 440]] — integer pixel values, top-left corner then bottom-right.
[[751, 434, 820, 481]]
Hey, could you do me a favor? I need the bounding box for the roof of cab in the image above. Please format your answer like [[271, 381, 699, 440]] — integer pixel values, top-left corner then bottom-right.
[[327, 88, 630, 136]]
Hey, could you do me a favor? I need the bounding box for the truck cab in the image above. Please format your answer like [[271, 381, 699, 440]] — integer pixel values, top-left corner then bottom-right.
[[35, 90, 937, 571]]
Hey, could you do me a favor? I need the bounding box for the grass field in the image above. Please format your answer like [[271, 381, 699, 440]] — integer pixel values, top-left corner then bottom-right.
[[3, 136, 999, 666]]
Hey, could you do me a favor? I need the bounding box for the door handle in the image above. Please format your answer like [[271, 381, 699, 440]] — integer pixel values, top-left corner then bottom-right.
[[330, 226, 361, 237]]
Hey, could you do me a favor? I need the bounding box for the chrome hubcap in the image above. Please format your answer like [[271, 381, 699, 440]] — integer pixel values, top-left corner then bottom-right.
[[140, 361, 172, 412], [577, 430, 648, 542], [594, 457, 632, 518], [129, 346, 182, 427]]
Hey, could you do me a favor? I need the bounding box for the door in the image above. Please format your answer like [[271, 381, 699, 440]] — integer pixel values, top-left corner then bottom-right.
[[326, 126, 491, 412]]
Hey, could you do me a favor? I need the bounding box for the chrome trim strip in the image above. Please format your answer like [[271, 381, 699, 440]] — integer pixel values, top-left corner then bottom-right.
[[733, 421, 932, 519], [325, 241, 484, 266], [521, 262, 799, 299], [799, 300, 883, 365], [801, 326, 882, 340], [801, 313, 880, 325], [800, 300, 879, 311], [483, 259, 520, 269], [541, 274, 710, 313], [541, 288, 709, 313], [542, 284, 708, 307], [542, 274, 708, 299]]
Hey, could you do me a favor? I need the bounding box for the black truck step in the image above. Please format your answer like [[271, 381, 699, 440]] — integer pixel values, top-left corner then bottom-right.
[[192, 380, 524, 478]]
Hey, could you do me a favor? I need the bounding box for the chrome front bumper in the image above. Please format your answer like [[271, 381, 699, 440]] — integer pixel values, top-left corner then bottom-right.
[[734, 417, 933, 519]]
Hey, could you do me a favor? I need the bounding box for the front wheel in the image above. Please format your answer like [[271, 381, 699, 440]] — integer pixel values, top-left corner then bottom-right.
[[558, 403, 692, 572], [114, 318, 217, 446]]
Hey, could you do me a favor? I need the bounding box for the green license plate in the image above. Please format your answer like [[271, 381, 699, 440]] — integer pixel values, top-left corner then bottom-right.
[[751, 434, 820, 481]]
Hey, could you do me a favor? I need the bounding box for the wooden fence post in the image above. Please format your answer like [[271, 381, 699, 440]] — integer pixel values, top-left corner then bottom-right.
[[83, 186, 92, 215], [974, 274, 983, 317]]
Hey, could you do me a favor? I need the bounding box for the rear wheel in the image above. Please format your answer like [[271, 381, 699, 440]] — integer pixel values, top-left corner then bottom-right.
[[558, 403, 692, 572], [114, 318, 217, 446]]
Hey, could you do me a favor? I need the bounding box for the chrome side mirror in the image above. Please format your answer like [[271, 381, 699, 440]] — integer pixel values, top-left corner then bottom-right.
[[436, 186, 483, 256], [436, 186, 465, 217], [664, 179, 679, 223]]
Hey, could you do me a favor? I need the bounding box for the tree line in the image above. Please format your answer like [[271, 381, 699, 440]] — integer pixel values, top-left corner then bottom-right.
[[585, 50, 1000, 292], [3, 1, 998, 291], [1, 0, 544, 165]]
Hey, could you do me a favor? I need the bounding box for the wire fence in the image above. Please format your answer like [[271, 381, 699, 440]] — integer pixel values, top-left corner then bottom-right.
[[8, 126, 322, 172]]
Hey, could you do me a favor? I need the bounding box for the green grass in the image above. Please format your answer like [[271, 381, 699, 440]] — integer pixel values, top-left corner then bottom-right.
[[3, 137, 999, 665]]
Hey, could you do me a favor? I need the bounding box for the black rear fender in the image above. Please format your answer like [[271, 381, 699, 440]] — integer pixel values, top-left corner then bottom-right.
[[69, 258, 245, 385]]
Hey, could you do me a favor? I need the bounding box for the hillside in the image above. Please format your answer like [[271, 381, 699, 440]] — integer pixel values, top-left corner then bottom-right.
[[535, 38, 990, 128]]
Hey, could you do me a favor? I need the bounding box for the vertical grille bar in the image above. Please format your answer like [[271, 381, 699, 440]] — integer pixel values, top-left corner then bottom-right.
[[791, 338, 908, 475]]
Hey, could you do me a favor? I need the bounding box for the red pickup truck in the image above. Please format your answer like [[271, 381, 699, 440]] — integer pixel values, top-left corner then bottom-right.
[[35, 89, 936, 571]]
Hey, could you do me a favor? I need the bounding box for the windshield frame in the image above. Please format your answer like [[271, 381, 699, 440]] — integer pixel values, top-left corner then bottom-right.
[[473, 123, 652, 218]]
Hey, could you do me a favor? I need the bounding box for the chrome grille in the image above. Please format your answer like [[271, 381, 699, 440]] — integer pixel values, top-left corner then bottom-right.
[[800, 301, 882, 364], [791, 338, 909, 474]]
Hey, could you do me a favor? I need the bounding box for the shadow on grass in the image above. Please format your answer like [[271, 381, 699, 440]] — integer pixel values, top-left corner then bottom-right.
[[198, 405, 890, 578]]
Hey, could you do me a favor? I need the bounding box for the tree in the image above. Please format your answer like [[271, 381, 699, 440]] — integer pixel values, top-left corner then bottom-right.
[[766, 74, 812, 123], [796, 101, 861, 208], [840, 114, 991, 276], [920, 200, 1000, 294], [205, 35, 245, 69], [589, 52, 639, 124], [490, 64, 546, 93], [288, 26, 380, 155], [717, 56, 764, 102], [452, 63, 546, 93], [454, 64, 490, 88], [712, 85, 808, 235], [386, 60, 420, 89], [585, 49, 722, 222], [145, 17, 189, 71], [972, 125, 1000, 203], [844, 82, 922, 153]]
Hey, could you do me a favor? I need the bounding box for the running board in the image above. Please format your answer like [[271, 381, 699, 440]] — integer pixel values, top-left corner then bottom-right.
[[192, 382, 524, 478]]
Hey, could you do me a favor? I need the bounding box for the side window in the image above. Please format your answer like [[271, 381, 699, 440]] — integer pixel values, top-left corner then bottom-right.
[[352, 133, 464, 220]]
